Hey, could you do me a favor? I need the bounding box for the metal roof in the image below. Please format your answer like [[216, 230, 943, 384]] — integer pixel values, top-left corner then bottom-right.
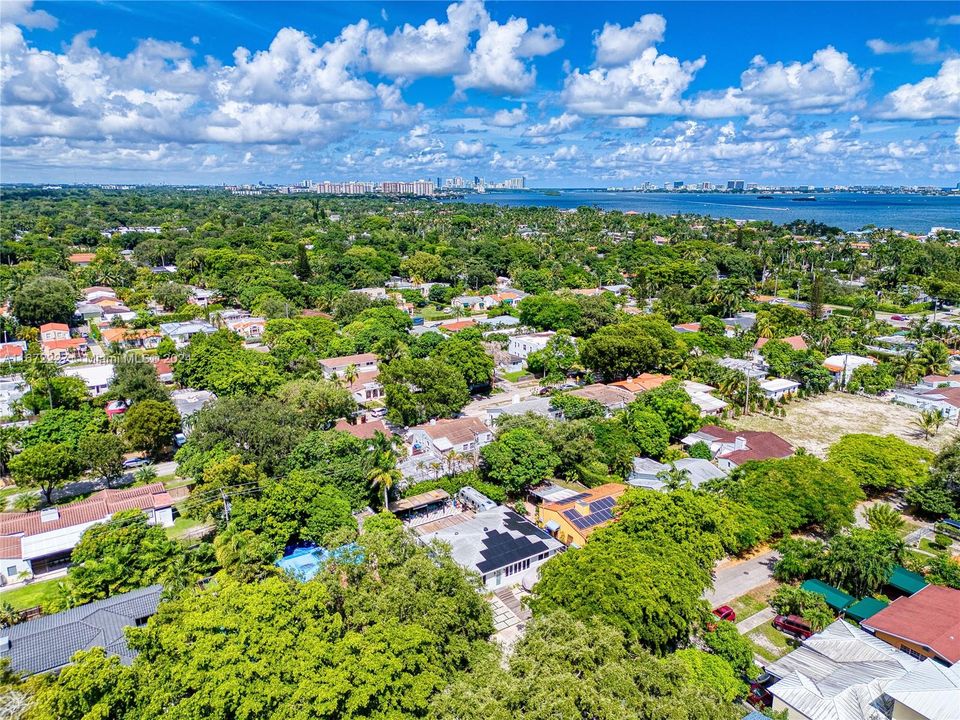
[[886, 565, 927, 595], [766, 620, 920, 720], [802, 579, 856, 611], [883, 659, 960, 720], [845, 597, 888, 623]]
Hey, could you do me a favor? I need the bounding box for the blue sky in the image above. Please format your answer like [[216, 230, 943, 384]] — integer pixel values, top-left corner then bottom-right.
[[1, 1, 958, 186]]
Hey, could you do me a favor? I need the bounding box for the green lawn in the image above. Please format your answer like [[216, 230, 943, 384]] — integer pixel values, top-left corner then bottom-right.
[[1, 577, 65, 611], [729, 592, 768, 622], [420, 305, 455, 321], [746, 622, 798, 662], [500, 370, 530, 382], [165, 515, 211, 540]]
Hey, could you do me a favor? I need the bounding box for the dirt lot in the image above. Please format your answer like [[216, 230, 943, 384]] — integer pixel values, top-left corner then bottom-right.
[[731, 392, 959, 457]]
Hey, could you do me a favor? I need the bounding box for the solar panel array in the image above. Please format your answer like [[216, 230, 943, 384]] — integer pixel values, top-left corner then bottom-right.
[[562, 495, 618, 531]]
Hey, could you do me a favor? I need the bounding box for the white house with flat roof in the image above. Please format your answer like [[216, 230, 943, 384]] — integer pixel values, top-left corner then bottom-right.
[[508, 331, 556, 359]]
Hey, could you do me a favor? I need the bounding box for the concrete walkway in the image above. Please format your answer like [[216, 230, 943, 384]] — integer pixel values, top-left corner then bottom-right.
[[736, 607, 776, 634]]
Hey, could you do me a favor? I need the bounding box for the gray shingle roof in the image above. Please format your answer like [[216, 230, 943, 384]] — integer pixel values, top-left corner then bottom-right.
[[0, 585, 162, 676]]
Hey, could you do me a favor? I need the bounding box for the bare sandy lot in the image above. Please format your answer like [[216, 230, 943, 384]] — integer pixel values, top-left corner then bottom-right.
[[731, 392, 959, 458]]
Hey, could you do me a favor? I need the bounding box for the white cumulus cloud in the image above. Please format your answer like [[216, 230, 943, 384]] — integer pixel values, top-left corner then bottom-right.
[[593, 15, 666, 66], [874, 58, 960, 119], [488, 103, 528, 127]]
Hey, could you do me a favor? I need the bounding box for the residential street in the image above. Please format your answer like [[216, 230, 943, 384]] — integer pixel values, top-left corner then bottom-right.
[[705, 549, 779, 608]]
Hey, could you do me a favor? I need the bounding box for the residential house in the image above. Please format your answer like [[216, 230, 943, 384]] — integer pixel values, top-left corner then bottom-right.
[[346, 370, 385, 404], [681, 380, 728, 416], [481, 290, 524, 308], [723, 312, 757, 333], [100, 304, 137, 323], [754, 335, 809, 353], [681, 425, 793, 470], [486, 396, 559, 424], [225, 317, 266, 342], [100, 327, 162, 350], [918, 374, 960, 389], [41, 337, 88, 363], [673, 322, 702, 333], [439, 319, 477, 333], [0, 585, 163, 676], [62, 363, 114, 395], [892, 385, 960, 420], [884, 660, 960, 720], [508, 331, 556, 359], [39, 323, 70, 343], [159, 320, 217, 348], [861, 585, 960, 665], [333, 418, 392, 441], [154, 359, 175, 384], [539, 483, 627, 547], [0, 375, 27, 417], [417, 506, 564, 589], [319, 353, 378, 379], [717, 357, 768, 379], [354, 287, 388, 301], [0, 342, 27, 364], [601, 284, 631, 296], [567, 384, 635, 413], [0, 484, 175, 581], [75, 302, 105, 323], [628, 457, 727, 491], [764, 619, 919, 720], [170, 389, 216, 429], [609, 373, 672, 394], [408, 417, 493, 458], [81, 286, 117, 302], [67, 252, 95, 267], [188, 287, 216, 307], [824, 354, 876, 386], [758, 377, 801, 401]]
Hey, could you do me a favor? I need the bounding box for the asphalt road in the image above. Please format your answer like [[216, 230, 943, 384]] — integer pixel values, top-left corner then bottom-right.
[[705, 549, 779, 608]]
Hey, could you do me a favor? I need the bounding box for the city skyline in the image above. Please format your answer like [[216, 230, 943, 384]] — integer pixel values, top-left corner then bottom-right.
[[1, 1, 959, 186]]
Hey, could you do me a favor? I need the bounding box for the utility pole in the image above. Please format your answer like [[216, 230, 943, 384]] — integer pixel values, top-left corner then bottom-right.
[[220, 488, 230, 523], [744, 372, 750, 415]]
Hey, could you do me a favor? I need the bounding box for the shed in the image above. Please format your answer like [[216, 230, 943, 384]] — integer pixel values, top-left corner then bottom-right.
[[801, 579, 855, 611], [886, 565, 927, 596], [388, 490, 450, 514], [845, 597, 889, 623]]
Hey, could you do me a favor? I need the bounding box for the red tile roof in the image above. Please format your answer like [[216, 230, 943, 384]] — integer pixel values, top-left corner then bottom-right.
[[0, 343, 24, 360], [754, 335, 808, 352], [698, 425, 794, 464], [674, 322, 701, 332], [334, 418, 393, 440], [0, 483, 174, 548], [319, 353, 377, 369], [413, 416, 489, 445], [68, 253, 95, 264], [39, 323, 69, 334], [439, 320, 476, 332], [610, 373, 672, 393], [41, 338, 86, 350], [862, 585, 960, 664]]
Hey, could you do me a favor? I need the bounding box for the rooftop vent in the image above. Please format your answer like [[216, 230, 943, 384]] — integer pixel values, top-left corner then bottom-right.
[[40, 508, 59, 523]]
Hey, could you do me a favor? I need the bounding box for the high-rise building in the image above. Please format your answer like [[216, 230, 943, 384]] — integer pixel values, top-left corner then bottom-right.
[[727, 180, 745, 191], [672, 181, 684, 189]]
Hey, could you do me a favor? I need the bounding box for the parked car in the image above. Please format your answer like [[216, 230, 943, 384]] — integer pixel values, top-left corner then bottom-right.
[[122, 457, 152, 470], [890, 314, 907, 321], [772, 614, 813, 640], [747, 684, 773, 708], [712, 605, 736, 623]]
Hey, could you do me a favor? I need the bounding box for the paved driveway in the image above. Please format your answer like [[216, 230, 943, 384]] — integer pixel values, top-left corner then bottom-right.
[[705, 549, 779, 607]]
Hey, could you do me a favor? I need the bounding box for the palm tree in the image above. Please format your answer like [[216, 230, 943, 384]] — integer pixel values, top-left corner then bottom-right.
[[368, 458, 401, 510], [916, 342, 950, 377], [0, 427, 19, 478], [339, 364, 358, 389], [25, 355, 58, 411], [913, 409, 946, 440], [657, 465, 692, 490]]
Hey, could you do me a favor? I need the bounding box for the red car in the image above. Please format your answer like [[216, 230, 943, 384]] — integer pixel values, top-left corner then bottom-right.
[[712, 605, 736, 623], [772, 614, 813, 640]]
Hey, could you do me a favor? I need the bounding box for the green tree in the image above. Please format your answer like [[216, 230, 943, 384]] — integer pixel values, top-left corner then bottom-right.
[[916, 341, 950, 377], [274, 378, 357, 427], [773, 537, 826, 582], [632, 381, 702, 441], [9, 442, 81, 503], [380, 356, 470, 426], [673, 649, 745, 702], [526, 331, 579, 385], [287, 430, 375, 509], [818, 528, 905, 597], [926, 554, 960, 589], [106, 361, 169, 404], [481, 428, 559, 494], [12, 276, 76, 326], [703, 620, 759, 679], [770, 585, 834, 631], [914, 409, 947, 440], [123, 399, 181, 457], [78, 432, 126, 487], [865, 503, 906, 534], [435, 334, 494, 388], [294, 243, 312, 281], [67, 510, 183, 606], [619, 403, 671, 458], [153, 282, 191, 311], [827, 434, 932, 493]]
